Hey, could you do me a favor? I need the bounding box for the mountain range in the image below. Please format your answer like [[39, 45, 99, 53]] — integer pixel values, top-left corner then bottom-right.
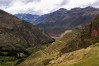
[[15, 6, 99, 38], [14, 14, 39, 24]]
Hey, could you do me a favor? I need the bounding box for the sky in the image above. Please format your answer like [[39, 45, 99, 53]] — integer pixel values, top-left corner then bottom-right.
[[0, 0, 99, 15]]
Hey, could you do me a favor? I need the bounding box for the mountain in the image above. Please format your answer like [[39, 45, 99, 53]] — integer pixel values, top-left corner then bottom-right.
[[0, 9, 54, 54], [32, 14, 50, 24], [18, 14, 99, 66], [14, 14, 39, 24], [14, 7, 99, 38], [36, 6, 99, 37]]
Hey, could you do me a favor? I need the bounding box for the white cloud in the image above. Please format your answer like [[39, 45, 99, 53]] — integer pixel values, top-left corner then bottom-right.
[[0, 0, 68, 15], [63, 0, 97, 9], [0, 0, 99, 15]]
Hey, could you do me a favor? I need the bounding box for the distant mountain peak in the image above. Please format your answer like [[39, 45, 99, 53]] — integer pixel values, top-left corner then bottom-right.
[[86, 6, 95, 9], [58, 8, 67, 11], [71, 7, 81, 11], [54, 8, 68, 14], [57, 8, 68, 12], [84, 6, 96, 10]]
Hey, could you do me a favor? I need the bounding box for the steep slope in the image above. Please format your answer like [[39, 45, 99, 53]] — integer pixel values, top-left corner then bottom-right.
[[0, 9, 54, 52], [36, 6, 99, 37]]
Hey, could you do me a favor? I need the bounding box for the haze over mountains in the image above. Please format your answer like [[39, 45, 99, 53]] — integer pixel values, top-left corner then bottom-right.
[[14, 14, 40, 24], [15, 6, 99, 37]]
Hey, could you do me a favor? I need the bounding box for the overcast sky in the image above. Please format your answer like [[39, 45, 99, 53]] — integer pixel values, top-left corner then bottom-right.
[[0, 0, 99, 15]]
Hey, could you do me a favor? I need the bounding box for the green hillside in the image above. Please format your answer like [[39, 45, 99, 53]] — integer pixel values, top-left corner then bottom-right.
[[48, 43, 99, 66], [18, 32, 78, 66]]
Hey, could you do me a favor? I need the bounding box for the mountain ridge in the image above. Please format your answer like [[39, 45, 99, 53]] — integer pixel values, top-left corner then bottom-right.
[[36, 6, 99, 37]]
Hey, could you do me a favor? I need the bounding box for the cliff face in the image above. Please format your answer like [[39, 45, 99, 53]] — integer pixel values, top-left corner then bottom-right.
[[0, 9, 54, 51]]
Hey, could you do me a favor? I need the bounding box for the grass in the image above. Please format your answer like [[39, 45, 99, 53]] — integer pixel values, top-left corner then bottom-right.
[[0, 56, 19, 66], [49, 43, 99, 66], [69, 44, 99, 66], [0, 45, 48, 66]]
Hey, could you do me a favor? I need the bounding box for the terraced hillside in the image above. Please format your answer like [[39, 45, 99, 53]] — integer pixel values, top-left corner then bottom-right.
[[18, 32, 78, 66]]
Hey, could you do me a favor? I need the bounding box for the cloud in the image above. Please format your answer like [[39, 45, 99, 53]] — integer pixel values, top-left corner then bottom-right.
[[0, 0, 99, 15], [91, 0, 99, 7], [0, 0, 68, 15], [59, 0, 69, 6], [62, 0, 98, 9]]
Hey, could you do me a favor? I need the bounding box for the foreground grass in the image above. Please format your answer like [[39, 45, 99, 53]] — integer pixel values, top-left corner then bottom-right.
[[0, 45, 47, 66], [70, 44, 99, 66], [49, 43, 99, 66], [0, 56, 19, 66]]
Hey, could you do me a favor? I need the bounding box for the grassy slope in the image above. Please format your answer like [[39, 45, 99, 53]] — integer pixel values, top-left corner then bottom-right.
[[50, 43, 99, 66], [0, 56, 19, 66], [19, 32, 77, 66]]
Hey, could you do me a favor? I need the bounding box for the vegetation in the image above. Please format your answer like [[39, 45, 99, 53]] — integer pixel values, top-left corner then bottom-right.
[[0, 56, 19, 66], [49, 43, 99, 66]]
